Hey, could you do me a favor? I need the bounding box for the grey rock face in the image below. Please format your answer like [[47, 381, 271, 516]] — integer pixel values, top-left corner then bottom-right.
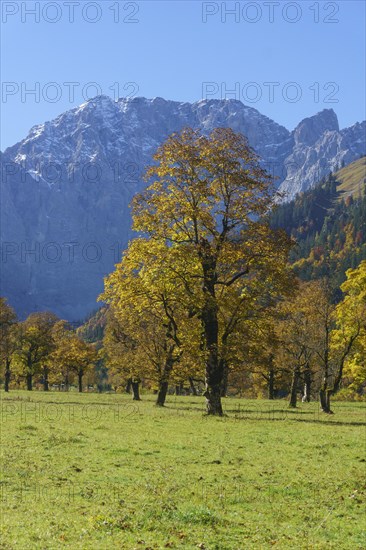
[[293, 109, 339, 146], [1, 97, 365, 319], [279, 110, 365, 198]]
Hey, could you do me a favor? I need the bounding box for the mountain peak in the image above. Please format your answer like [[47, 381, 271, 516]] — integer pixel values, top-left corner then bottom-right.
[[294, 108, 339, 146]]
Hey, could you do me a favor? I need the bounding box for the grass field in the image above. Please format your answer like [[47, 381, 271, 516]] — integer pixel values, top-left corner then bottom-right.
[[0, 391, 365, 549], [335, 156, 366, 201]]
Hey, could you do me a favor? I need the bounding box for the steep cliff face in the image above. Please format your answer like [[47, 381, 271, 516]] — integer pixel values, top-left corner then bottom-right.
[[279, 110, 366, 198], [1, 97, 365, 319]]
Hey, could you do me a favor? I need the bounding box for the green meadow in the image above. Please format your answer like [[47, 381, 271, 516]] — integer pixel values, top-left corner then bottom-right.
[[0, 391, 365, 549]]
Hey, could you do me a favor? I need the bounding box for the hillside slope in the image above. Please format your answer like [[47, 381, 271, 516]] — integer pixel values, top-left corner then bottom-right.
[[335, 156, 366, 201], [270, 157, 366, 288]]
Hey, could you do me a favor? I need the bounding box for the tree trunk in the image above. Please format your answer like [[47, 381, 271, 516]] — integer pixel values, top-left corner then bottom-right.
[[125, 378, 132, 394], [319, 388, 327, 411], [321, 336, 357, 414], [302, 366, 311, 402], [220, 360, 229, 397], [26, 354, 33, 391], [64, 373, 69, 392], [43, 368, 49, 392], [198, 242, 223, 415], [319, 387, 333, 413], [319, 317, 333, 413], [201, 256, 223, 416], [78, 371, 83, 393], [189, 377, 198, 396], [156, 353, 174, 407], [319, 350, 333, 413], [175, 382, 184, 396], [131, 380, 141, 401], [332, 332, 358, 397], [289, 366, 299, 408], [4, 358, 11, 392], [268, 368, 275, 400], [204, 385, 223, 416], [156, 380, 169, 407]]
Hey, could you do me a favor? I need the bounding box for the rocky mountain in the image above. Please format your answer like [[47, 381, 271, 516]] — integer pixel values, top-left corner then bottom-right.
[[1, 96, 365, 320], [279, 110, 366, 198]]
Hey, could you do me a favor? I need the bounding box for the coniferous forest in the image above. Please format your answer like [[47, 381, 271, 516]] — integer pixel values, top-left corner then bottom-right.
[[270, 157, 366, 290]]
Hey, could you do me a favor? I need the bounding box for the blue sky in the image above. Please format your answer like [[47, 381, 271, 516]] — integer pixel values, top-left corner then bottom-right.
[[1, 0, 365, 149]]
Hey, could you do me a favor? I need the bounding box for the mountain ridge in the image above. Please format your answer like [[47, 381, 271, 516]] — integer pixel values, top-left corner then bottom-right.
[[1, 96, 365, 319]]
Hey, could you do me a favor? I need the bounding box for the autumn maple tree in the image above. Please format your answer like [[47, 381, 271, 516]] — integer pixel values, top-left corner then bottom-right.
[[49, 320, 97, 392], [100, 238, 200, 406], [102, 308, 143, 400], [275, 281, 322, 408], [0, 298, 17, 392], [331, 261, 366, 399], [125, 127, 292, 415], [13, 312, 59, 391]]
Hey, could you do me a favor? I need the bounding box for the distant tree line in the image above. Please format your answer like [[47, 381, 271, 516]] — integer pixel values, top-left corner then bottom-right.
[[0, 305, 97, 392]]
